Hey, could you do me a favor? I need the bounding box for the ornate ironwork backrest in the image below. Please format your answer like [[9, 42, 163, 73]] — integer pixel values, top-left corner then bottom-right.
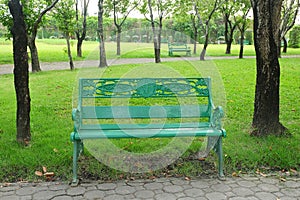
[[79, 78, 211, 99]]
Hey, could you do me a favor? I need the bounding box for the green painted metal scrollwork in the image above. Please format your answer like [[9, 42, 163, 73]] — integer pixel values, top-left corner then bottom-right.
[[79, 78, 210, 98]]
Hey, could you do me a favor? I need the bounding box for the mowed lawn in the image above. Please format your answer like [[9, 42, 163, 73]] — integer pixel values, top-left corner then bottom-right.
[[0, 57, 299, 182], [1, 38, 300, 65]]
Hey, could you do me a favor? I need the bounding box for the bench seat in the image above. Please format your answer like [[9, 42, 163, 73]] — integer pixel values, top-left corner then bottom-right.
[[71, 126, 225, 140]]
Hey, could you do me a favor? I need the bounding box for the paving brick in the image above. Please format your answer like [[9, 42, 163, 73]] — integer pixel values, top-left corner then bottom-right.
[[206, 192, 227, 200], [135, 190, 155, 199]]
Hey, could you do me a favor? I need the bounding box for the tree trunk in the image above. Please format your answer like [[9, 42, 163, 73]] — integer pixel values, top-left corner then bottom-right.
[[75, 0, 88, 58], [239, 32, 245, 59], [193, 33, 197, 54], [225, 41, 231, 54], [116, 27, 121, 56], [191, 14, 197, 54], [225, 27, 235, 54], [224, 13, 230, 54], [251, 0, 287, 136], [8, 0, 31, 145], [200, 25, 209, 61], [98, 0, 107, 67], [28, 37, 41, 72], [282, 37, 288, 53], [77, 37, 83, 57], [200, 44, 207, 61], [148, 0, 161, 63], [66, 34, 74, 70]]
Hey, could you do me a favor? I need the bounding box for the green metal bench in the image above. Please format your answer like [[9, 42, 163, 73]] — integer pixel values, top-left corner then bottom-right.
[[168, 43, 191, 56], [70, 78, 226, 185]]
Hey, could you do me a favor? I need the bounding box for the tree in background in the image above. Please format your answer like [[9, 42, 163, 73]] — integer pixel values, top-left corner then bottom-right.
[[280, 0, 300, 55], [53, 0, 76, 70], [105, 0, 140, 56], [194, 0, 224, 60], [98, 0, 108, 67], [251, 0, 287, 136], [75, 0, 90, 57], [289, 25, 300, 48], [173, 0, 199, 54], [0, 0, 58, 72], [234, 0, 250, 59], [139, 0, 173, 63], [8, 0, 31, 145], [221, 0, 238, 54]]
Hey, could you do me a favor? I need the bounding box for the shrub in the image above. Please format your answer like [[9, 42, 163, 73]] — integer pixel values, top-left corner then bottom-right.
[[289, 26, 300, 48]]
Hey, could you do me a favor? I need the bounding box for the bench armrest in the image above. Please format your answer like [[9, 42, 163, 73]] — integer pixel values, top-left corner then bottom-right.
[[72, 108, 80, 132], [211, 106, 224, 130]]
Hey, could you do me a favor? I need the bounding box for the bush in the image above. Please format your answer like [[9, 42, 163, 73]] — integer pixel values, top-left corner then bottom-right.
[[289, 26, 300, 48]]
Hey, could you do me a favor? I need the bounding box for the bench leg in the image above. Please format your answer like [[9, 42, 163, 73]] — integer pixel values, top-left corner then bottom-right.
[[71, 140, 82, 186], [214, 137, 225, 180]]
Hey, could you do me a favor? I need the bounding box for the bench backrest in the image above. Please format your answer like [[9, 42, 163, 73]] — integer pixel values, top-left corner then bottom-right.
[[76, 78, 214, 129], [168, 43, 188, 48]]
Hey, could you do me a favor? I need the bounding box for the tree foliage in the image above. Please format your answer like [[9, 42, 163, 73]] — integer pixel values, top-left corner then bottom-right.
[[105, 0, 140, 55], [0, 0, 58, 72], [280, 0, 300, 53], [194, 0, 224, 60], [139, 0, 174, 63], [289, 25, 300, 48], [52, 0, 76, 70], [75, 0, 90, 57], [234, 0, 251, 58]]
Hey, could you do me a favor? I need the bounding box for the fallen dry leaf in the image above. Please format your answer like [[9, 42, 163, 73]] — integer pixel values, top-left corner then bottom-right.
[[232, 172, 238, 177], [259, 172, 267, 177], [44, 172, 54, 176], [185, 177, 191, 181], [35, 171, 43, 177], [44, 172, 55, 181], [290, 169, 297, 174], [42, 166, 47, 173], [280, 177, 286, 182]]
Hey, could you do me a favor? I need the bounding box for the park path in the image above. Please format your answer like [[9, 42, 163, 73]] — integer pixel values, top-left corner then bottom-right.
[[0, 56, 254, 75], [1, 175, 299, 200], [1, 55, 300, 75]]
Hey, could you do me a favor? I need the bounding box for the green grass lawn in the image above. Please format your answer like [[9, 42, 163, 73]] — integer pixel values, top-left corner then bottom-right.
[[0, 58, 299, 183], [1, 38, 300, 65]]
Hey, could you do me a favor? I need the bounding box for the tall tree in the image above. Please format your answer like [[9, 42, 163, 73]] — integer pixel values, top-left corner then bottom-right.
[[53, 0, 76, 70], [98, 0, 108, 67], [8, 0, 31, 145], [0, 0, 59, 72], [280, 0, 300, 54], [139, 0, 173, 63], [75, 0, 90, 57], [234, 0, 250, 59], [194, 0, 224, 60], [251, 0, 287, 136], [221, 0, 238, 54], [25, 0, 59, 72], [173, 0, 199, 54], [105, 0, 140, 56]]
